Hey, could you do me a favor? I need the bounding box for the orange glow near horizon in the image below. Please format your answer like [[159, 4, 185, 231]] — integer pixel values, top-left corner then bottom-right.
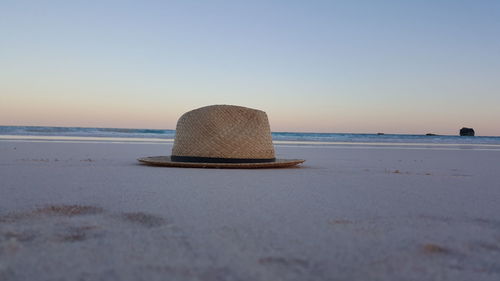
[[2, 99, 499, 136]]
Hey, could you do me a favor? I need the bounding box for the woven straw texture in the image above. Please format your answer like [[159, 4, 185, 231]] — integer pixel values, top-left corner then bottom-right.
[[138, 156, 305, 169], [172, 105, 275, 159]]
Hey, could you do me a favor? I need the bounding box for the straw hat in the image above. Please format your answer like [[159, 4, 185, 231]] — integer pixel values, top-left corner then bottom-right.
[[138, 105, 305, 168]]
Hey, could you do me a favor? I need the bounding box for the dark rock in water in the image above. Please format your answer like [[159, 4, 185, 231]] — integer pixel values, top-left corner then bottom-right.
[[377, 133, 384, 135], [460, 127, 475, 136], [426, 133, 437, 136]]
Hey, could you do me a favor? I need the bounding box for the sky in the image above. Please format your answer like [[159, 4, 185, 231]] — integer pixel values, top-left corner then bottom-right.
[[1, 0, 499, 135]]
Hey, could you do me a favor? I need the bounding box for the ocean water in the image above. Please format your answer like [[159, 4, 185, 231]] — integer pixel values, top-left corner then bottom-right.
[[1, 126, 500, 146]]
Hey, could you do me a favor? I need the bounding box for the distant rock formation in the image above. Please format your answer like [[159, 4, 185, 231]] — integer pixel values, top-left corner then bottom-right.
[[426, 133, 437, 136], [459, 127, 475, 136], [377, 133, 385, 135]]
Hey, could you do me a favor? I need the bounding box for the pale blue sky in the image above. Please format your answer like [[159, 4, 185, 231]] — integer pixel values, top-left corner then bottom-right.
[[1, 0, 499, 135]]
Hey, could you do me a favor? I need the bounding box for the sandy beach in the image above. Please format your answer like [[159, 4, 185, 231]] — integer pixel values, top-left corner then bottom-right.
[[1, 140, 500, 281]]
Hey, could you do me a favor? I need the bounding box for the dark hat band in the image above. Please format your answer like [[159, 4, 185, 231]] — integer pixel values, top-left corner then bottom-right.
[[171, 155, 276, 164]]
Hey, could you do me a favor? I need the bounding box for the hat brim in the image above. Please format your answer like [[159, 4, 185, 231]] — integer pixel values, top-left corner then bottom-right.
[[138, 156, 305, 169]]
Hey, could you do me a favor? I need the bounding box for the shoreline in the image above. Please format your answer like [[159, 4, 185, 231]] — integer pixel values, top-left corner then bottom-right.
[[2, 135, 500, 151]]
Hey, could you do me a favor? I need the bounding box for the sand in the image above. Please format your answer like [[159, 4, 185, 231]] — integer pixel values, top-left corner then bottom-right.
[[1, 140, 500, 281]]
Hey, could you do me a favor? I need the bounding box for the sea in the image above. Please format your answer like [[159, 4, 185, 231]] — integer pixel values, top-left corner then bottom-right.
[[1, 126, 500, 150]]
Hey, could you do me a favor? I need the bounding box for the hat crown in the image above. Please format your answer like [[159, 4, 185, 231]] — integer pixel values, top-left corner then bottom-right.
[[172, 105, 275, 159]]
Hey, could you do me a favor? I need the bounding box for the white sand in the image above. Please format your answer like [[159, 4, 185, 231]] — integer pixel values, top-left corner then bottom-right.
[[1, 140, 500, 281]]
